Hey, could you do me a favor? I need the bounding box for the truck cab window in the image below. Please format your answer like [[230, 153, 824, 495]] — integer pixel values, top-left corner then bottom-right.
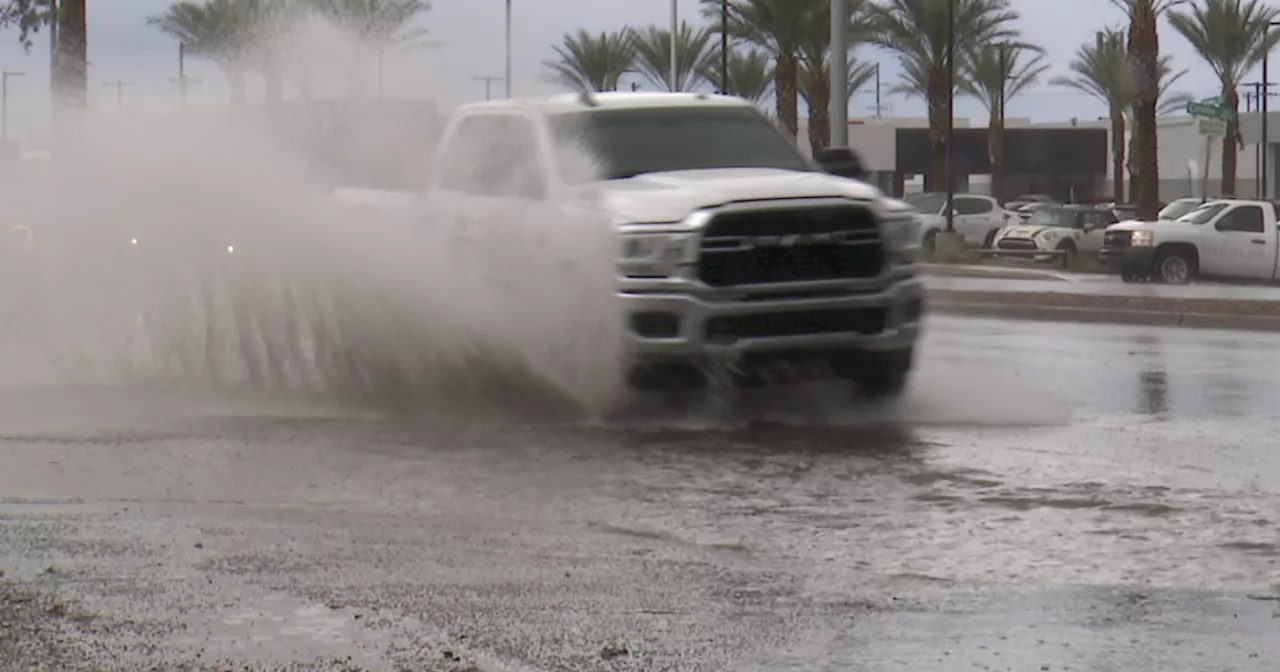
[[1216, 205, 1265, 233], [436, 114, 546, 199]]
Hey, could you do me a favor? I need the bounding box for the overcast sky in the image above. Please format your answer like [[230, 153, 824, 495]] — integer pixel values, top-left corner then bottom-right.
[[0, 0, 1238, 144]]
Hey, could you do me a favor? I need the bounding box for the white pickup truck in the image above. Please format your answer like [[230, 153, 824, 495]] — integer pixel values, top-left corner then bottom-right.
[[1099, 198, 1280, 284], [331, 92, 926, 397]]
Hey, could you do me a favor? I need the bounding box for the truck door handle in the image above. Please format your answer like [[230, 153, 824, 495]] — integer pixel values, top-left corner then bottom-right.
[[1251, 239, 1266, 244]]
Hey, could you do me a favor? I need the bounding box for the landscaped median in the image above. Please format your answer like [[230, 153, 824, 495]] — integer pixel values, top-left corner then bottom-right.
[[928, 288, 1280, 332]]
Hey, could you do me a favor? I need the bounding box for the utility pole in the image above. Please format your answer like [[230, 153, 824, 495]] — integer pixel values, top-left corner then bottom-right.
[[472, 75, 503, 101], [104, 80, 135, 110], [669, 0, 678, 91], [944, 0, 956, 232], [1263, 21, 1280, 199], [178, 41, 191, 106], [2, 71, 25, 141], [830, 0, 848, 147], [504, 0, 513, 97], [1245, 79, 1277, 198], [874, 63, 882, 117]]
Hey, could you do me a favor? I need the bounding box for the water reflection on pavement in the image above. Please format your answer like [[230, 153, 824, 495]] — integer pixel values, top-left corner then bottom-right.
[[1, 315, 1279, 671]]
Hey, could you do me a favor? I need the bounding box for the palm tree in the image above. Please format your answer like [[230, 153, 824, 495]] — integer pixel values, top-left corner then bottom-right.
[[149, 0, 257, 106], [629, 21, 717, 91], [868, 0, 1019, 192], [1052, 30, 1131, 202], [1110, 0, 1182, 220], [700, 0, 826, 140], [960, 43, 1048, 201], [0, 0, 57, 50], [1168, 0, 1280, 197], [699, 48, 775, 105], [307, 0, 432, 98], [544, 29, 636, 93], [790, 0, 873, 155], [1124, 57, 1194, 200]]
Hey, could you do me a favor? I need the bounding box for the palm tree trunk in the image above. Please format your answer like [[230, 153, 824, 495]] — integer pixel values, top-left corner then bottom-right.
[[1111, 110, 1126, 202], [54, 0, 87, 111], [774, 54, 799, 138], [227, 68, 249, 108], [1221, 87, 1240, 197], [988, 119, 1003, 202], [807, 71, 831, 157], [926, 76, 949, 192], [1128, 9, 1161, 221]]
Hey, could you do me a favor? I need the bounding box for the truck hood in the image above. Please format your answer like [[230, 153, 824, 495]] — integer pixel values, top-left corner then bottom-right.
[[1107, 218, 1166, 232], [595, 167, 882, 224]]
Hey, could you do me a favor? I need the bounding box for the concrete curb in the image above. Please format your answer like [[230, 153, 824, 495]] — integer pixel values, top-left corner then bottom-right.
[[931, 301, 1280, 332], [917, 263, 1073, 282]]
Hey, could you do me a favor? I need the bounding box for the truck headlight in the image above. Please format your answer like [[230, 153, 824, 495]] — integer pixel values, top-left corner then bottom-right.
[[880, 214, 921, 259], [619, 233, 694, 278], [1131, 230, 1155, 247]]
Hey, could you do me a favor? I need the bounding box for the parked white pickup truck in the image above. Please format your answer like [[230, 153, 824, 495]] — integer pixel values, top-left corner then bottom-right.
[[331, 92, 926, 397], [1099, 198, 1280, 284]]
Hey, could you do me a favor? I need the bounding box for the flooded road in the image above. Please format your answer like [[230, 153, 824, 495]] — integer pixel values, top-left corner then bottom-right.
[[2, 315, 1278, 671]]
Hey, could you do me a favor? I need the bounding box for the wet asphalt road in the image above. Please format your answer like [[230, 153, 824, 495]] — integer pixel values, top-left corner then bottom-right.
[[2, 315, 1280, 671]]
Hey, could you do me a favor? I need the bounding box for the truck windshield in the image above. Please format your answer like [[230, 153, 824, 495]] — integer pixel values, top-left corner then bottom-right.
[[1177, 202, 1227, 224], [1158, 199, 1200, 220], [548, 106, 813, 181]]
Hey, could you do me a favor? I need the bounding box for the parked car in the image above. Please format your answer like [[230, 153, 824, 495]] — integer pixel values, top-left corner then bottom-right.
[[1004, 194, 1057, 210], [993, 204, 1122, 262], [1014, 201, 1055, 221], [902, 192, 1019, 249]]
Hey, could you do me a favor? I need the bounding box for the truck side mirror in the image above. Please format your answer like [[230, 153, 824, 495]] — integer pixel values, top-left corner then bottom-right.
[[816, 147, 866, 180]]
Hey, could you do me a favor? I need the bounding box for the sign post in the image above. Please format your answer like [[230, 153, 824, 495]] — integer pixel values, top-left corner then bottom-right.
[[1187, 97, 1233, 198]]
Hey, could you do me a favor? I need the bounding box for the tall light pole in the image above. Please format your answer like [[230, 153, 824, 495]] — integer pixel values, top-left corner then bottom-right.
[[504, 0, 513, 97], [2, 71, 24, 141], [830, 0, 848, 147], [104, 80, 135, 110], [1264, 20, 1280, 199], [670, 0, 679, 90], [944, 0, 956, 232]]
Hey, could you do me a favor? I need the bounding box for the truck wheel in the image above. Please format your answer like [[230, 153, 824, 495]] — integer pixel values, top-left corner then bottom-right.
[[1154, 249, 1195, 285], [847, 348, 914, 400]]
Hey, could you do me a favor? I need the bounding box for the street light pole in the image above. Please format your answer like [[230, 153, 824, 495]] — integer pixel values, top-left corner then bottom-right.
[[670, 0, 679, 91], [944, 0, 956, 232], [2, 71, 24, 141], [830, 0, 848, 147], [504, 0, 512, 97], [720, 0, 729, 95]]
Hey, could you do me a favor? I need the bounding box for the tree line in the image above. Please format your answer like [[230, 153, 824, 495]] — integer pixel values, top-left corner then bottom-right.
[[0, 0, 430, 106], [3, 0, 1279, 218], [546, 0, 1280, 218]]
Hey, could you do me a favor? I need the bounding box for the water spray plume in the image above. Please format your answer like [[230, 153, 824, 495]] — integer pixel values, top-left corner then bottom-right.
[[6, 14, 630, 421]]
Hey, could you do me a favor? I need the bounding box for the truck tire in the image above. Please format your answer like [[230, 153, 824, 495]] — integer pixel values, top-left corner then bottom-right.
[[1154, 248, 1195, 285], [846, 348, 914, 400]]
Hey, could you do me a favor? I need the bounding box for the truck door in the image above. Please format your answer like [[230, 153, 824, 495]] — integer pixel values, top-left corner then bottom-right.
[[1200, 203, 1275, 279]]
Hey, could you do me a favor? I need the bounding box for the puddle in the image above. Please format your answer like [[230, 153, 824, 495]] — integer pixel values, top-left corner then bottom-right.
[[173, 592, 390, 669]]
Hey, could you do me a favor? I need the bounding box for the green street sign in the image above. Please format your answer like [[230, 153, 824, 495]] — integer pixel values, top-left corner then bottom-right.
[[1199, 118, 1227, 136], [1200, 95, 1223, 106], [1186, 101, 1235, 121]]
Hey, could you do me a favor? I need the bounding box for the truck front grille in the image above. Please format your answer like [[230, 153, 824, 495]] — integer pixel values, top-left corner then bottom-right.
[[996, 238, 1038, 251], [1104, 231, 1132, 248], [698, 204, 884, 287], [705, 307, 887, 341]]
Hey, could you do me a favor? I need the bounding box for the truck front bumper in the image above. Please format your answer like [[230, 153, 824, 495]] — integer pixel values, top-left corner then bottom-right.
[[1098, 245, 1156, 275], [618, 277, 925, 390]]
